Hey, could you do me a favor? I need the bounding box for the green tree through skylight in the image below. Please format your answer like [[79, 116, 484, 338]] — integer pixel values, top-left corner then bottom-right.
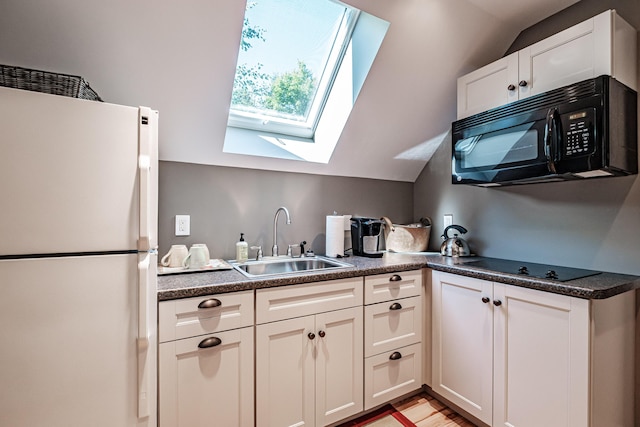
[[230, 0, 358, 136]]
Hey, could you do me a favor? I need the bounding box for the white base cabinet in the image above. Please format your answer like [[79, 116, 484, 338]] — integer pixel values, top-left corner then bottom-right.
[[156, 269, 432, 427], [255, 278, 364, 427], [431, 270, 635, 427], [158, 291, 255, 427], [457, 9, 637, 119], [363, 270, 423, 410]]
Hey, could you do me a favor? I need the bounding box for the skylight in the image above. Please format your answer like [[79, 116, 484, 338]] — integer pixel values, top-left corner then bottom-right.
[[228, 0, 359, 139], [224, 0, 389, 164]]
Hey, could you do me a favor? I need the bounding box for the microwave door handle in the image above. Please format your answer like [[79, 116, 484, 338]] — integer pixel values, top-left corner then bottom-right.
[[544, 108, 560, 173]]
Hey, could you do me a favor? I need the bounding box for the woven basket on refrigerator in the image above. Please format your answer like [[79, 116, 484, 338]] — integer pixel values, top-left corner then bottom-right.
[[0, 64, 102, 101]]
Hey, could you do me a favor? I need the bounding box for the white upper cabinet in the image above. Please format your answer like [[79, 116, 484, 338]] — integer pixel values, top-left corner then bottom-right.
[[457, 9, 637, 119]]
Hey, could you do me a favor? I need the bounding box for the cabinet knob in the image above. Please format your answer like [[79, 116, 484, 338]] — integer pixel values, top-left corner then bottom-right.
[[481, 297, 490, 304], [198, 298, 222, 309], [308, 332, 316, 340], [389, 274, 402, 282], [318, 330, 326, 338], [507, 84, 516, 91], [389, 352, 402, 361], [389, 302, 403, 311], [197, 337, 222, 349], [519, 80, 528, 87], [493, 300, 503, 307]]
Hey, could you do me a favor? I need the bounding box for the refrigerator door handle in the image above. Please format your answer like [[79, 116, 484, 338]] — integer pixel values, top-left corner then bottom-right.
[[137, 254, 151, 418], [138, 107, 155, 252]]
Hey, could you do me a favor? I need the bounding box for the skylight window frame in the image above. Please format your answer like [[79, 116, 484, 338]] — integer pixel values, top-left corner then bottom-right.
[[227, 1, 361, 139]]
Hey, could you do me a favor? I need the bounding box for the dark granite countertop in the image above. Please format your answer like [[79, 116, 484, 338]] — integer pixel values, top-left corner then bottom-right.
[[157, 253, 640, 301]]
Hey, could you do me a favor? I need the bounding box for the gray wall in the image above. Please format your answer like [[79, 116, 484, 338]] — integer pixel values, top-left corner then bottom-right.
[[415, 0, 640, 276], [159, 161, 414, 260]]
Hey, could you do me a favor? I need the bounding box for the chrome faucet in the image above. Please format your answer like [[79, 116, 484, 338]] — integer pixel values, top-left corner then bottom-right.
[[272, 207, 291, 256]]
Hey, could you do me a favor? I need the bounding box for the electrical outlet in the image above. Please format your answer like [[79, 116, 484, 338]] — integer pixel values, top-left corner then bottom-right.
[[443, 214, 453, 228], [175, 215, 190, 236]]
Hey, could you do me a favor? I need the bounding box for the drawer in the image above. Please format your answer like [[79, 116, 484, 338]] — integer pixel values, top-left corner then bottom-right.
[[159, 290, 254, 343], [364, 343, 423, 410], [364, 270, 422, 305], [256, 278, 363, 324], [364, 295, 422, 357]]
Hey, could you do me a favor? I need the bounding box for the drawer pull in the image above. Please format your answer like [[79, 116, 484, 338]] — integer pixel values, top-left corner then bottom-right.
[[481, 297, 490, 304], [198, 298, 222, 309], [198, 337, 222, 349], [493, 300, 503, 307], [389, 274, 402, 282], [389, 351, 402, 361], [308, 332, 316, 340], [318, 330, 326, 338], [389, 302, 402, 311]]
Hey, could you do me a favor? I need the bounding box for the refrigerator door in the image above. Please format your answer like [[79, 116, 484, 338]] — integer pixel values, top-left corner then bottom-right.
[[0, 87, 158, 256], [0, 253, 157, 427]]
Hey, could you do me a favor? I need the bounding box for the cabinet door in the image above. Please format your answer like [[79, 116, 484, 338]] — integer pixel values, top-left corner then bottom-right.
[[256, 316, 316, 427], [456, 52, 518, 119], [159, 327, 254, 427], [492, 284, 589, 427], [519, 12, 610, 98], [431, 271, 493, 425], [315, 307, 364, 426]]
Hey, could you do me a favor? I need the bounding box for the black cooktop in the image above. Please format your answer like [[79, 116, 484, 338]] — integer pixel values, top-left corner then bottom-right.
[[465, 258, 601, 282]]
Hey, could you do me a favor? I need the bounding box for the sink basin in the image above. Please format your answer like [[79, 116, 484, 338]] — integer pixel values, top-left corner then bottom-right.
[[231, 256, 353, 278]]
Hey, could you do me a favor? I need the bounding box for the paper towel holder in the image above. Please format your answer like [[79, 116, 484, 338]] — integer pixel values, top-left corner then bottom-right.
[[326, 214, 346, 258]]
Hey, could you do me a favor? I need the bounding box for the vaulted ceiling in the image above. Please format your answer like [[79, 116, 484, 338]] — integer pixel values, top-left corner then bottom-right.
[[0, 0, 580, 181]]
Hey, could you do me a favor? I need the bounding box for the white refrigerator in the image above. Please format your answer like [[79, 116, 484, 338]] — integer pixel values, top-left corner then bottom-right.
[[0, 86, 158, 426]]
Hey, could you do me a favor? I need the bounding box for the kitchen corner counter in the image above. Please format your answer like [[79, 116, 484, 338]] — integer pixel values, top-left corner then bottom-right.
[[429, 256, 640, 300], [157, 253, 640, 301]]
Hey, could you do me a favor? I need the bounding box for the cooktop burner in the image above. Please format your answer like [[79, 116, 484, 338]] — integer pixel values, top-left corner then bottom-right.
[[465, 258, 601, 282]]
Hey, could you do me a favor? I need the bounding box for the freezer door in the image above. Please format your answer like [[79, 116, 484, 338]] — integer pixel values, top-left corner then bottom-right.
[[0, 87, 158, 256], [0, 253, 157, 427]]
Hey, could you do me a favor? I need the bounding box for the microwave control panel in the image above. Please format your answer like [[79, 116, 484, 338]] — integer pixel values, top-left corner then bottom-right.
[[562, 108, 595, 157]]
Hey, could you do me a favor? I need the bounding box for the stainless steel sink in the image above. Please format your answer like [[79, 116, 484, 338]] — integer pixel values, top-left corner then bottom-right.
[[231, 256, 353, 278]]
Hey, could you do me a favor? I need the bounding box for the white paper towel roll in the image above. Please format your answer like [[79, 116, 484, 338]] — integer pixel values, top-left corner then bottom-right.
[[325, 215, 345, 257]]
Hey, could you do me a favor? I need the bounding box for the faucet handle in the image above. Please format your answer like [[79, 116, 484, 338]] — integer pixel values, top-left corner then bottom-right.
[[287, 244, 296, 257], [250, 246, 263, 260]]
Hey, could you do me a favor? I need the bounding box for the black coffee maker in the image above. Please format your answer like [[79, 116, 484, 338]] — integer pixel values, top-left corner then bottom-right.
[[350, 217, 384, 258]]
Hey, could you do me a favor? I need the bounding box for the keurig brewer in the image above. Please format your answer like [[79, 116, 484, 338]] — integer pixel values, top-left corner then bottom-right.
[[350, 217, 384, 258]]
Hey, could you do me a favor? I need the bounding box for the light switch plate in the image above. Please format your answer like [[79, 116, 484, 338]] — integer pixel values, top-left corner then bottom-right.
[[175, 215, 190, 236]]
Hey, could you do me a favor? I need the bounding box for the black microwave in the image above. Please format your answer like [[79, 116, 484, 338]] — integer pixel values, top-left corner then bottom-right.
[[452, 76, 637, 186]]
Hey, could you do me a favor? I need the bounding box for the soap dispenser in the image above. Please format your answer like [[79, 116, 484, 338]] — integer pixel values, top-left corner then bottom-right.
[[236, 233, 249, 262]]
